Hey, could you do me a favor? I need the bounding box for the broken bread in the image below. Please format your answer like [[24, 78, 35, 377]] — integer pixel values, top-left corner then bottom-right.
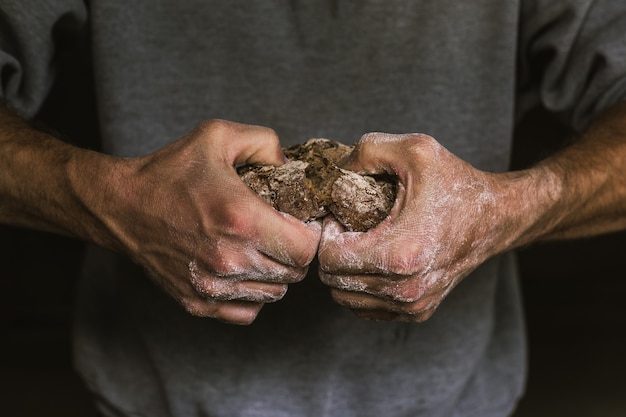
[[238, 139, 396, 232]]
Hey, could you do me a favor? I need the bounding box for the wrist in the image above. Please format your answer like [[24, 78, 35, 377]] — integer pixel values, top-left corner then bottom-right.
[[65, 147, 141, 253], [488, 166, 564, 252]]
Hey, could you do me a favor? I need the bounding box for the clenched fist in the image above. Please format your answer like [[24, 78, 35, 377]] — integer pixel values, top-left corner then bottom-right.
[[318, 132, 531, 322], [99, 120, 321, 324]]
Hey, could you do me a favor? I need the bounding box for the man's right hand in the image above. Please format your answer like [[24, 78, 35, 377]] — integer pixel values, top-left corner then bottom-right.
[[100, 120, 322, 324], [0, 111, 320, 325]]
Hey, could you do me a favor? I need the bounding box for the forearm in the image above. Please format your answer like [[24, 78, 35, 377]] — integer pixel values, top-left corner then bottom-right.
[[316, 102, 626, 322], [508, 101, 626, 247], [0, 105, 128, 249]]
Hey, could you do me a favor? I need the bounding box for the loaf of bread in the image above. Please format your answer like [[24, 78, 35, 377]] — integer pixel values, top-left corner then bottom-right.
[[238, 139, 396, 232]]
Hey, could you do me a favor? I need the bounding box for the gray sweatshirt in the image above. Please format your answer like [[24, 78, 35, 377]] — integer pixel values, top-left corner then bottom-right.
[[1, 1, 625, 416]]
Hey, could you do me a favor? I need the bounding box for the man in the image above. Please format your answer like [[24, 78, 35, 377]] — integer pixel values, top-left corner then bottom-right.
[[1, 1, 625, 416]]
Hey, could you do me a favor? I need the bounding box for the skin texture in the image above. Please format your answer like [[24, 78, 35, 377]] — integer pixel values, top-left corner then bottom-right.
[[317, 101, 626, 322], [0, 111, 320, 324], [2, 102, 626, 324]]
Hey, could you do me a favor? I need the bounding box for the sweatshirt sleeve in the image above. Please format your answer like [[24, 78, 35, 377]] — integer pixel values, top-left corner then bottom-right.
[[518, 0, 626, 131], [0, 0, 87, 119]]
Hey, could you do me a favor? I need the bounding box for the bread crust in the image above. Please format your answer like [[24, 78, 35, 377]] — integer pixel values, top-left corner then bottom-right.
[[238, 139, 396, 232]]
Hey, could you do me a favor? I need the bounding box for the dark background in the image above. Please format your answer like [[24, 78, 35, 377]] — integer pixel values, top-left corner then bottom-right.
[[1, 33, 626, 417]]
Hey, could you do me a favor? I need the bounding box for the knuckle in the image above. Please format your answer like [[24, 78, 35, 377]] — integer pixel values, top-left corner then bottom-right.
[[191, 119, 221, 141], [358, 132, 379, 143], [192, 281, 219, 299], [403, 132, 435, 146], [189, 268, 229, 298], [412, 132, 436, 144], [197, 118, 228, 135], [217, 206, 255, 237], [406, 134, 441, 158], [194, 119, 244, 149], [259, 127, 280, 146], [353, 134, 380, 161], [384, 251, 420, 276], [208, 258, 240, 278]]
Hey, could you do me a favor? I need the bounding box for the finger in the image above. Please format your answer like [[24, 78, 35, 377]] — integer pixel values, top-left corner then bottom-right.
[[208, 180, 321, 270], [159, 264, 273, 322], [191, 251, 307, 286], [212, 301, 266, 325], [192, 277, 289, 302], [318, 216, 424, 276], [180, 297, 265, 325], [224, 150, 323, 270], [330, 288, 442, 318], [319, 271, 418, 302], [319, 267, 457, 304], [318, 217, 370, 273], [249, 253, 310, 283], [252, 207, 322, 268]]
